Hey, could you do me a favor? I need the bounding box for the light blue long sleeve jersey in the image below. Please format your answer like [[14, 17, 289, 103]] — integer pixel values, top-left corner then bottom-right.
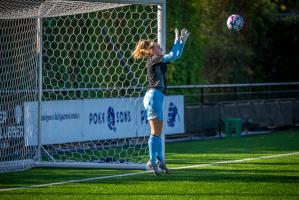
[[162, 39, 185, 63]]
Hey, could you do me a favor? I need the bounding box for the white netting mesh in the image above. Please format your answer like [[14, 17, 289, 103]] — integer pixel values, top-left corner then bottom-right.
[[1, 1, 160, 172], [42, 5, 157, 99], [0, 18, 38, 172], [0, 0, 128, 19], [40, 5, 157, 165]]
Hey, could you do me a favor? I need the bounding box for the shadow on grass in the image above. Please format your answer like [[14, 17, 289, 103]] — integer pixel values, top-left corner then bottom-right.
[[90, 168, 299, 184], [0, 168, 137, 187], [0, 131, 298, 189], [3, 192, 299, 197]]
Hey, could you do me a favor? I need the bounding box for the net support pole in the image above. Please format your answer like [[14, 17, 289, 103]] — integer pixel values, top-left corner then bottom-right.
[[37, 17, 43, 162], [158, 3, 166, 51], [158, 2, 166, 158]]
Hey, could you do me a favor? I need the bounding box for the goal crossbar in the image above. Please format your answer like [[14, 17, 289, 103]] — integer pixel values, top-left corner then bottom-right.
[[0, 0, 165, 19]]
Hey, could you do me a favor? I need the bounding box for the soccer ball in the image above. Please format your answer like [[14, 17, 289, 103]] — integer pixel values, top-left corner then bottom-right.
[[227, 14, 244, 31]]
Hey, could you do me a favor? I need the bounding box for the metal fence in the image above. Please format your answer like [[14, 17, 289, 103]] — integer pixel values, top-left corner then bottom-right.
[[167, 82, 299, 136], [1, 82, 298, 137], [167, 82, 299, 105]]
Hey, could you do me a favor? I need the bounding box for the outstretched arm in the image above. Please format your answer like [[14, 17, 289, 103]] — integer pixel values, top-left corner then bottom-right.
[[162, 39, 181, 63], [162, 28, 190, 63]]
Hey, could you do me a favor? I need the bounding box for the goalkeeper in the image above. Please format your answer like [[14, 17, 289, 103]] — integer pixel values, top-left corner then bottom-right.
[[132, 29, 190, 175]]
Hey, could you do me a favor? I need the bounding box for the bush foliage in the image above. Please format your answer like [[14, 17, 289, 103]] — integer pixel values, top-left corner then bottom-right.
[[166, 0, 298, 85]]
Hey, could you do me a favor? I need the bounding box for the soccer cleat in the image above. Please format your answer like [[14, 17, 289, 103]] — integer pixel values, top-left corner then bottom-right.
[[146, 160, 162, 175], [146, 160, 153, 171], [159, 163, 170, 174], [156, 157, 170, 174], [152, 165, 162, 176]]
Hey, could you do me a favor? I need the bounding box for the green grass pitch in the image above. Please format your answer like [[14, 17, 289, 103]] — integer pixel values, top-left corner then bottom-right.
[[1, 130, 299, 199]]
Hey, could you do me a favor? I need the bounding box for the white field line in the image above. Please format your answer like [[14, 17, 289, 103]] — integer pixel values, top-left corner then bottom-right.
[[1, 151, 299, 192]]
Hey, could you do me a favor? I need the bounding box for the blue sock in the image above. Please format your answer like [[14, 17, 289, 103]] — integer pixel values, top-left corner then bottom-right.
[[156, 136, 165, 165], [148, 135, 158, 166]]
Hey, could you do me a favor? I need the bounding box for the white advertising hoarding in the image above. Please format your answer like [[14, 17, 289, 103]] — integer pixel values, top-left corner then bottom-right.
[[24, 96, 184, 146]]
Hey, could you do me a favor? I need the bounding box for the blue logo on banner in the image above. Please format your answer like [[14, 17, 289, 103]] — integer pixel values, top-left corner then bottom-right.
[[89, 106, 131, 132], [107, 107, 116, 132], [167, 102, 180, 127]]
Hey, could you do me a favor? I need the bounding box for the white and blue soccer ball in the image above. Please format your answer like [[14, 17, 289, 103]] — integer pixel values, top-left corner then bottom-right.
[[227, 14, 244, 31]]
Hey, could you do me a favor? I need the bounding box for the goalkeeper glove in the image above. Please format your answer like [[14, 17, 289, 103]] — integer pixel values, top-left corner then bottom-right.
[[180, 28, 190, 44], [175, 28, 180, 41]]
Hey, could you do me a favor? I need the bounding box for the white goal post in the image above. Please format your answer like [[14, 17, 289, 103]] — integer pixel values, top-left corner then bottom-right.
[[0, 0, 166, 173]]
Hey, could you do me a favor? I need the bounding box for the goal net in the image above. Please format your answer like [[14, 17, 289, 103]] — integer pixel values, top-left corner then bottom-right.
[[0, 0, 166, 173]]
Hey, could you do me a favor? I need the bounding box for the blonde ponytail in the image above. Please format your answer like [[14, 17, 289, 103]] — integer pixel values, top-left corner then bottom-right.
[[132, 40, 154, 60]]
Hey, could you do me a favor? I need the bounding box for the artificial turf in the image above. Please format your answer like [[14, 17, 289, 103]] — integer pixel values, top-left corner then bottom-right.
[[1, 130, 299, 199]]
